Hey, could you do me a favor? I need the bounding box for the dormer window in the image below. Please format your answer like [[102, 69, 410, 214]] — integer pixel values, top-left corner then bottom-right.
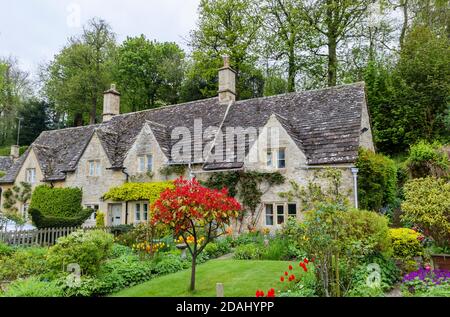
[[138, 155, 153, 173], [266, 148, 286, 169], [88, 160, 101, 176], [26, 168, 36, 184]]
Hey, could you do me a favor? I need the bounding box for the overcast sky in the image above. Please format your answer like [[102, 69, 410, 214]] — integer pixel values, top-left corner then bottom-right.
[[0, 0, 201, 77]]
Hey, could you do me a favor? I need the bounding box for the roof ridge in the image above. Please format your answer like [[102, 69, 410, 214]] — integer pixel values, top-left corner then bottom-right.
[[234, 82, 365, 105], [116, 96, 219, 118]]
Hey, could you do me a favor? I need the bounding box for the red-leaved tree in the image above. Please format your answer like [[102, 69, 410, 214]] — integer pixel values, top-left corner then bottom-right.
[[151, 177, 241, 290]]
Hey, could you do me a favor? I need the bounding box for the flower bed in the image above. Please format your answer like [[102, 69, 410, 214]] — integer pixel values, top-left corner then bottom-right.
[[401, 267, 450, 296]]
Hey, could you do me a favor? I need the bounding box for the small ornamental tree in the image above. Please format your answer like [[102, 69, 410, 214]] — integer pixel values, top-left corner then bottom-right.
[[151, 177, 241, 291]]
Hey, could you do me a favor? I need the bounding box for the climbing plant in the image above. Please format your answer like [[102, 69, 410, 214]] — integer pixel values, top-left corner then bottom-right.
[[279, 168, 350, 211], [159, 165, 187, 178], [203, 171, 285, 231]]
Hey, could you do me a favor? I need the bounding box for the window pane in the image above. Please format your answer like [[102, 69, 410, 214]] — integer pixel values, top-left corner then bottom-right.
[[267, 150, 272, 167], [135, 204, 141, 221], [143, 203, 148, 221], [96, 162, 101, 176], [147, 155, 153, 171], [89, 161, 95, 176], [278, 149, 286, 168], [138, 156, 145, 172], [288, 204, 297, 216], [277, 205, 284, 224], [265, 204, 273, 225]]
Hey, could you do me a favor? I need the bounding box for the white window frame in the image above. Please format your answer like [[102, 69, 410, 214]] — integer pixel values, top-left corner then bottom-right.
[[143, 203, 148, 221], [138, 155, 153, 173], [264, 202, 297, 226], [266, 148, 286, 169], [135, 203, 141, 222], [88, 160, 101, 176], [26, 168, 36, 184]]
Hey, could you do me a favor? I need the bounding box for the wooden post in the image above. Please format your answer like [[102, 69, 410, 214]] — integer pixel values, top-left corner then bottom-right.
[[216, 283, 224, 297]]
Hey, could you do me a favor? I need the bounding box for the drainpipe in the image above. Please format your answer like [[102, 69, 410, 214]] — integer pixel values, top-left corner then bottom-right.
[[121, 167, 129, 225], [351, 167, 359, 209]]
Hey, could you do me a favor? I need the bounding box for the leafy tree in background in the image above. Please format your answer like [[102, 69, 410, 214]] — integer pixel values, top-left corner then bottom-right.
[[261, 0, 307, 92], [42, 18, 116, 126], [114, 35, 185, 111], [297, 0, 375, 87], [187, 0, 264, 100], [17, 99, 51, 145], [0, 57, 31, 146]]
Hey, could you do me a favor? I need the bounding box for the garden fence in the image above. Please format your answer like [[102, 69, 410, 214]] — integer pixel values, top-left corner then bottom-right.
[[0, 225, 119, 247]]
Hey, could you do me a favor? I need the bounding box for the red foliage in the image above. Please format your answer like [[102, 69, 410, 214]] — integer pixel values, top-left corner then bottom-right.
[[151, 177, 241, 234]]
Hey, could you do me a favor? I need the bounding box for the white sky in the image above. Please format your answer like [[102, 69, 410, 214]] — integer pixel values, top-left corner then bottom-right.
[[0, 0, 201, 78]]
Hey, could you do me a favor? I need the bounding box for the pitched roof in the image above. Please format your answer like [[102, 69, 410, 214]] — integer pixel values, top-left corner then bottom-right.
[[0, 82, 368, 184]]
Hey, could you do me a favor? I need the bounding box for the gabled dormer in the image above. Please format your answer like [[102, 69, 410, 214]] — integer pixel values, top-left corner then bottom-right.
[[245, 113, 307, 172]]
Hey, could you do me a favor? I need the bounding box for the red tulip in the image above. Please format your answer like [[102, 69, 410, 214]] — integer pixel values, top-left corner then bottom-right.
[[288, 265, 293, 270], [284, 271, 288, 276], [280, 276, 285, 282], [304, 258, 309, 264]]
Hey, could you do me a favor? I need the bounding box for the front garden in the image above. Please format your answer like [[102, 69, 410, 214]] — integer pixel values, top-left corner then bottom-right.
[[0, 142, 449, 297]]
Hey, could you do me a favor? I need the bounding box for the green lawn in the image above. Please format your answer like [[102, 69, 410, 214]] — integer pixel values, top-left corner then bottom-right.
[[112, 259, 290, 297]]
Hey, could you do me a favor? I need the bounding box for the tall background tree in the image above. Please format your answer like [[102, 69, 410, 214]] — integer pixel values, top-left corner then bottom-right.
[[114, 35, 185, 112], [42, 18, 116, 127], [185, 0, 264, 101]]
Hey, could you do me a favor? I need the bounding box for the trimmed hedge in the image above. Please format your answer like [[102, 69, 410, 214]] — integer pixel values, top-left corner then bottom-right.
[[356, 148, 397, 211], [29, 208, 92, 228], [30, 185, 84, 217], [29, 185, 91, 228]]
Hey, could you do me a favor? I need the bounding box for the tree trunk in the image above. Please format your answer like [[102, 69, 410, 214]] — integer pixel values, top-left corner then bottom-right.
[[73, 113, 83, 126], [400, 0, 409, 48], [89, 96, 97, 124], [190, 254, 197, 291], [287, 44, 296, 92], [327, 36, 337, 87]]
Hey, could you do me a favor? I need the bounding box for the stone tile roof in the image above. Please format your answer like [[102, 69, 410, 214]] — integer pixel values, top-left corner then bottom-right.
[[0, 82, 368, 183], [0, 156, 13, 172]]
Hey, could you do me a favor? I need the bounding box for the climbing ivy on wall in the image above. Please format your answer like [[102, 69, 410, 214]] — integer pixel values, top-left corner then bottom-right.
[[102, 181, 174, 202], [159, 165, 187, 178], [203, 171, 285, 230]]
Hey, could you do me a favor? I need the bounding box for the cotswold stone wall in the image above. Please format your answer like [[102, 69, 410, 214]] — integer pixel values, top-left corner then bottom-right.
[[64, 133, 126, 224]]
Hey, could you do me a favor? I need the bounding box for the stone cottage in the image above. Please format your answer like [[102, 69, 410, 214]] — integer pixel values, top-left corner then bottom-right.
[[0, 57, 374, 229]]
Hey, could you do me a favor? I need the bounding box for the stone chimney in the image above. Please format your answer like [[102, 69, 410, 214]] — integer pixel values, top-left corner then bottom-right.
[[10, 145, 19, 160], [218, 55, 236, 104], [102, 84, 121, 122]]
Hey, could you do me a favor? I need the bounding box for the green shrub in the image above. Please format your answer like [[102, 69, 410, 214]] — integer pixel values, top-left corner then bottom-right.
[[356, 148, 398, 211], [29, 185, 92, 228], [406, 141, 449, 178], [1, 276, 63, 297], [46, 230, 114, 275], [388, 228, 424, 261], [109, 244, 134, 258], [204, 242, 219, 258], [215, 238, 232, 256], [340, 209, 392, 259], [153, 254, 185, 275], [60, 254, 155, 297], [347, 254, 400, 296], [401, 177, 450, 247], [29, 208, 92, 229], [261, 238, 290, 260], [0, 242, 14, 257], [233, 243, 262, 260], [0, 247, 49, 281]]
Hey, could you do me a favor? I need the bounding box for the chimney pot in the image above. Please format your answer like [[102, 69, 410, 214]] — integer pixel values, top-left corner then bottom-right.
[[218, 56, 236, 104], [102, 84, 120, 122]]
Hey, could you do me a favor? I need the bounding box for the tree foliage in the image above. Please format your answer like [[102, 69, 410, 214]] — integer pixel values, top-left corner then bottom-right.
[[151, 177, 241, 290], [114, 35, 185, 111], [401, 177, 450, 247]]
